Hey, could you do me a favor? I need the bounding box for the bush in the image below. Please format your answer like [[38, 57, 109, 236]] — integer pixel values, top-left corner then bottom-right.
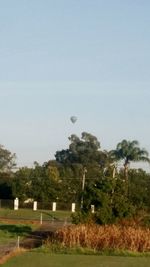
[[94, 207, 113, 224], [71, 211, 95, 225]]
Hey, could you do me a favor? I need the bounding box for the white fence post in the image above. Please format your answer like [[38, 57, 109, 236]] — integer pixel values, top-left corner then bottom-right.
[[52, 202, 56, 211], [71, 203, 76, 212], [33, 201, 37, 211], [17, 236, 20, 249], [91, 205, 95, 213], [14, 198, 19, 210], [40, 213, 43, 225]]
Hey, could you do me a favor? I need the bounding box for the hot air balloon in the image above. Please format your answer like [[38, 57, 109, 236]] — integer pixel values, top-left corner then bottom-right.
[[70, 116, 77, 124]]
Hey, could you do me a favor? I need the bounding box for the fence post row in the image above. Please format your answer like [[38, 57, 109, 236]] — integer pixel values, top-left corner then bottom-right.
[[12, 199, 95, 213]]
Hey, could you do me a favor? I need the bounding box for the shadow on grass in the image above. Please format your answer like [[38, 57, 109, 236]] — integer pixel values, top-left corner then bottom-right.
[[0, 225, 32, 236], [42, 211, 60, 221]]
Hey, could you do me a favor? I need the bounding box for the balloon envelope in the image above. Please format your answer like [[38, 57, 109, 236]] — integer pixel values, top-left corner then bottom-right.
[[70, 116, 77, 124]]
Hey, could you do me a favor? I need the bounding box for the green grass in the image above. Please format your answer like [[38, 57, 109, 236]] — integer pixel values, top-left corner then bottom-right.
[[0, 223, 35, 245], [0, 209, 71, 246], [3, 253, 150, 267], [0, 208, 71, 221], [36, 245, 150, 257]]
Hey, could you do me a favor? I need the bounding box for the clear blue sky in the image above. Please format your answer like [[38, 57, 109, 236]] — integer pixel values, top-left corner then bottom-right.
[[0, 1, 150, 170]]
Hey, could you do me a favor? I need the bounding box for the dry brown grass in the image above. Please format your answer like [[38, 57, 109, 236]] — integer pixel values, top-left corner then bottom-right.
[[55, 224, 150, 252], [0, 248, 26, 265]]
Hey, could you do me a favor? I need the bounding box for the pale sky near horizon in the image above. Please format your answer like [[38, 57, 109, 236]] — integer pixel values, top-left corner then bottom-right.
[[0, 1, 150, 171]]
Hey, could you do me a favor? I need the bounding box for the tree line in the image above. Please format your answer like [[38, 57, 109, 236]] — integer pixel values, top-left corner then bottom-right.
[[0, 132, 150, 223]]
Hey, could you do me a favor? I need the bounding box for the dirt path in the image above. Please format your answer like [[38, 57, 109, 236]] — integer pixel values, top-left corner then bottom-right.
[[0, 243, 17, 259], [21, 221, 68, 249]]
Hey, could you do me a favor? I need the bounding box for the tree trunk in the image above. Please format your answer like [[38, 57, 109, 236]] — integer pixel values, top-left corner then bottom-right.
[[112, 165, 116, 179], [124, 162, 129, 196], [124, 164, 128, 181]]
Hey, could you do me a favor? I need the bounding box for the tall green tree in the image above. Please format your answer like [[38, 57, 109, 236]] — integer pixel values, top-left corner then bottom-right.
[[110, 140, 150, 180], [128, 169, 150, 210], [55, 132, 110, 177], [0, 145, 16, 172], [55, 132, 102, 166], [0, 145, 16, 199], [30, 162, 61, 203], [12, 167, 32, 200], [55, 132, 111, 207], [0, 172, 13, 199]]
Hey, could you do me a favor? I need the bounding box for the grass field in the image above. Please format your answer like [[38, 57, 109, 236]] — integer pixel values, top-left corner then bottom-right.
[[2, 253, 150, 267], [0, 223, 36, 246], [0, 208, 71, 222], [0, 209, 70, 254], [1, 210, 150, 267]]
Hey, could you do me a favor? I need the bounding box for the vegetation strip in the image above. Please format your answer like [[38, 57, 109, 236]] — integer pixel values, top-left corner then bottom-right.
[[46, 224, 150, 253]]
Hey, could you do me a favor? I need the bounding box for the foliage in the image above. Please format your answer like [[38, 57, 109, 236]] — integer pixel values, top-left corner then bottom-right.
[[1, 134, 150, 226], [55, 132, 113, 210], [128, 169, 150, 210], [110, 140, 150, 180], [0, 145, 16, 172], [56, 132, 100, 165], [12, 162, 61, 202], [71, 211, 95, 224], [12, 167, 33, 200], [0, 172, 13, 199]]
